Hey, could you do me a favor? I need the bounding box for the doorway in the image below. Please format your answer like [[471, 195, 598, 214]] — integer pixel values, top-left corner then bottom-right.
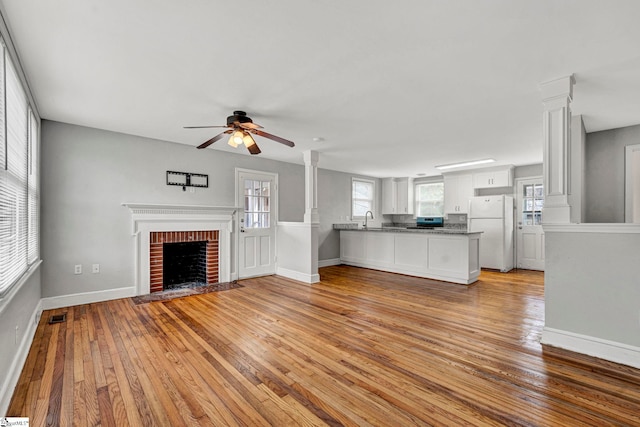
[[625, 143, 640, 223], [236, 169, 277, 278], [516, 177, 545, 270]]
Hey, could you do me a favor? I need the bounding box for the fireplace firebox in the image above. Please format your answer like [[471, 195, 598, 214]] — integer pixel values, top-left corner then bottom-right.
[[149, 230, 219, 293], [162, 241, 207, 289]]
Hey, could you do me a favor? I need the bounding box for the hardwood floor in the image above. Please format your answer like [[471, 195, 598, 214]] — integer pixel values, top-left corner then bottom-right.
[[8, 266, 640, 426]]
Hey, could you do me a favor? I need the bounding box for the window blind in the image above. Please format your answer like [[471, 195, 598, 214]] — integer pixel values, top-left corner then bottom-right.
[[0, 42, 38, 295]]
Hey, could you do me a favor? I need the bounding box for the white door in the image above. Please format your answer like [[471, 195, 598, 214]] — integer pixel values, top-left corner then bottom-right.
[[516, 178, 545, 270], [237, 170, 277, 278]]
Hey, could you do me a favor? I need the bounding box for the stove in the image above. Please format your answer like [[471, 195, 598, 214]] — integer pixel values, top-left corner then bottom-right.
[[406, 216, 444, 229]]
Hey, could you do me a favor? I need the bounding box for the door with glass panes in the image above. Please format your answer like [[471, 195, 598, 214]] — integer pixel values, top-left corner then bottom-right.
[[516, 178, 545, 270], [237, 170, 277, 278]]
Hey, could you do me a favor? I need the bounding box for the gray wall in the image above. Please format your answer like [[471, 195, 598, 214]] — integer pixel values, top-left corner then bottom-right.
[[515, 163, 543, 179], [41, 120, 375, 296], [0, 267, 41, 412], [317, 170, 381, 261], [585, 123, 640, 223], [41, 120, 307, 298], [545, 230, 640, 348]]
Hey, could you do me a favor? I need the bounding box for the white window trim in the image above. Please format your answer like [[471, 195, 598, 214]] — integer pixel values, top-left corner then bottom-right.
[[351, 177, 376, 220]]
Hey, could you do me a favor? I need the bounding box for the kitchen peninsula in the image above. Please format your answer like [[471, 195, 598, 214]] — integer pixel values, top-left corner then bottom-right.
[[338, 227, 481, 285]]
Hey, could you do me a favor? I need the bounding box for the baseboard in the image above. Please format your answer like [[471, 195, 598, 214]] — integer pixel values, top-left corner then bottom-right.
[[276, 267, 320, 284], [0, 299, 42, 415], [41, 286, 137, 310], [541, 327, 640, 369], [318, 258, 341, 268]]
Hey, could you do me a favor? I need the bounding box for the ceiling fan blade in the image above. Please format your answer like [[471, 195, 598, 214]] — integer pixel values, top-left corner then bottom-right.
[[238, 122, 263, 130], [196, 130, 231, 149], [184, 125, 228, 129], [246, 142, 261, 155], [252, 129, 295, 147]]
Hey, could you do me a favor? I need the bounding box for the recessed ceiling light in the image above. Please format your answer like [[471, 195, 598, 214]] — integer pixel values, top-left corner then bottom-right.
[[416, 173, 426, 177], [312, 137, 324, 142], [435, 158, 495, 171]]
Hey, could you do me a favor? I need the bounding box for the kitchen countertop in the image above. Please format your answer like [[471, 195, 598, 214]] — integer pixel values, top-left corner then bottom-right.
[[335, 226, 481, 235]]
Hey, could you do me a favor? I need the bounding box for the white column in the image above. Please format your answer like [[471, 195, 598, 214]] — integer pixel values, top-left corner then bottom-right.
[[303, 150, 320, 224], [540, 75, 575, 224]]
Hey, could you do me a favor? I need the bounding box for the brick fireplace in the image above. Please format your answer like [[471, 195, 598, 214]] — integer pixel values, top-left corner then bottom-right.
[[123, 204, 234, 295], [149, 230, 219, 292]]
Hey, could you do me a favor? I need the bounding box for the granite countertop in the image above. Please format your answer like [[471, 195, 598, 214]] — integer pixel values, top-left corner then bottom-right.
[[333, 224, 480, 235]]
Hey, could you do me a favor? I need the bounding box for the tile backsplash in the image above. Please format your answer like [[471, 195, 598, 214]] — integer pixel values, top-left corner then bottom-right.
[[445, 213, 467, 230]]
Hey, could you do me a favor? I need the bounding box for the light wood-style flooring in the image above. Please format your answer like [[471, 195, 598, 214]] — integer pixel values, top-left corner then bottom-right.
[[8, 266, 640, 426]]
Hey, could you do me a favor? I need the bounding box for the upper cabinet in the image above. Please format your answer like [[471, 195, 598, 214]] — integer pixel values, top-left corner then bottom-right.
[[473, 166, 514, 189], [396, 178, 414, 215], [443, 173, 473, 214], [381, 178, 396, 214], [382, 177, 414, 215]]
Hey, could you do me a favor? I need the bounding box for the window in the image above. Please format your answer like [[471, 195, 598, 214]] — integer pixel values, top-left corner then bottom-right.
[[352, 178, 374, 218], [0, 41, 40, 295], [521, 182, 544, 225], [244, 179, 270, 228], [415, 181, 444, 217]]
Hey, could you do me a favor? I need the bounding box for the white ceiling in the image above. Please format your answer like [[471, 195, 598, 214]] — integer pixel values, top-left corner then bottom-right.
[[2, 0, 640, 178]]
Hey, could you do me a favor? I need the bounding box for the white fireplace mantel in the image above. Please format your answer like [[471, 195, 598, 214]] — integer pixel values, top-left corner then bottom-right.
[[123, 203, 237, 295]]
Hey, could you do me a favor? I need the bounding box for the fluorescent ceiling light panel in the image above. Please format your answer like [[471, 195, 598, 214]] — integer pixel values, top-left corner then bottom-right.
[[435, 158, 496, 170]]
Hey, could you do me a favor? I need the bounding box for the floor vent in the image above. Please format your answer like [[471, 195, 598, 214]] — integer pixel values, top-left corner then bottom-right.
[[49, 314, 67, 324]]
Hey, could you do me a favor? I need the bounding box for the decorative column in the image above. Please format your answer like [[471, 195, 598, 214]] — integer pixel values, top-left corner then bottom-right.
[[303, 150, 320, 223], [540, 75, 575, 224]]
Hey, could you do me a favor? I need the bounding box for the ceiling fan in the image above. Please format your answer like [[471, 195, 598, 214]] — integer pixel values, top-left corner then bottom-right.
[[184, 110, 295, 155]]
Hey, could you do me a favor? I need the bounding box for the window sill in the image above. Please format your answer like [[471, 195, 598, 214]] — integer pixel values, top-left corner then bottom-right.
[[0, 260, 42, 311]]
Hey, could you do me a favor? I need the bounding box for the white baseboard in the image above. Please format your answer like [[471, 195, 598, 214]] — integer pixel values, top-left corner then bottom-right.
[[41, 286, 137, 310], [318, 258, 341, 268], [276, 267, 320, 284], [0, 300, 42, 415], [541, 327, 640, 369]]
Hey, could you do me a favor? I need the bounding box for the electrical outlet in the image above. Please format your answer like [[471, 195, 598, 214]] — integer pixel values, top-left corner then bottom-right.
[[74, 264, 82, 275], [15, 325, 19, 345], [92, 264, 100, 274]]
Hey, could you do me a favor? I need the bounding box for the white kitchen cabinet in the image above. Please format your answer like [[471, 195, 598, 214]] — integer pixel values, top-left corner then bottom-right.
[[396, 178, 414, 214], [381, 178, 397, 214], [340, 230, 367, 263], [443, 173, 473, 214], [339, 229, 481, 284], [473, 166, 514, 189], [381, 177, 414, 215]]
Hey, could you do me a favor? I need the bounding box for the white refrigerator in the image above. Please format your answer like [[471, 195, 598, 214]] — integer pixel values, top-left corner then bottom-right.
[[468, 195, 514, 272]]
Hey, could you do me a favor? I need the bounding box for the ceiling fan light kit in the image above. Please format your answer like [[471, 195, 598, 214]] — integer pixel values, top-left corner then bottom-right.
[[228, 130, 244, 148], [242, 132, 256, 147], [185, 110, 295, 155]]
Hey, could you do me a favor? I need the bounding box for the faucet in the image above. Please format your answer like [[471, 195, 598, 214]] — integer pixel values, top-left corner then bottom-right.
[[364, 211, 374, 229]]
